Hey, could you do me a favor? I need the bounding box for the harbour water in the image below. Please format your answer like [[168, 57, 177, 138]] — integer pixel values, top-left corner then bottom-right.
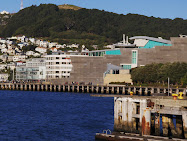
[[0, 90, 114, 141]]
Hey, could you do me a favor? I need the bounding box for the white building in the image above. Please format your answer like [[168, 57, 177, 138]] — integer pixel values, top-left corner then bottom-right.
[[1, 48, 7, 53], [26, 51, 35, 56], [16, 58, 46, 80], [29, 38, 35, 44], [40, 41, 49, 48], [67, 44, 79, 48], [45, 54, 78, 79], [13, 55, 27, 62], [35, 47, 47, 54], [49, 42, 58, 48], [0, 39, 6, 44], [0, 11, 9, 14]]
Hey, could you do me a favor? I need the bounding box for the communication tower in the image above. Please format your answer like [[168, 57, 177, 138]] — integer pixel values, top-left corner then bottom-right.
[[20, 0, 23, 10]]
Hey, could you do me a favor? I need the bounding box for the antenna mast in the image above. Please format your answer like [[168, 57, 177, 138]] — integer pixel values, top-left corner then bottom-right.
[[20, 0, 23, 10]]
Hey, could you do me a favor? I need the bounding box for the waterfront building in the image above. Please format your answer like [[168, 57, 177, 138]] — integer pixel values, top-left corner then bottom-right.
[[45, 54, 85, 79], [103, 64, 132, 85], [49, 36, 187, 85], [16, 58, 46, 80]]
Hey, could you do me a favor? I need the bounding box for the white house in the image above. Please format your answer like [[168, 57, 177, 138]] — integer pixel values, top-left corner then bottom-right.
[[17, 43, 25, 49], [40, 41, 49, 48], [49, 42, 58, 48], [33, 52, 40, 57], [13, 55, 27, 62], [26, 51, 35, 56], [67, 44, 79, 48], [29, 38, 35, 44], [0, 11, 9, 14], [1, 48, 7, 53], [0, 44, 6, 49], [56, 44, 64, 49], [35, 47, 47, 54], [0, 39, 6, 44]]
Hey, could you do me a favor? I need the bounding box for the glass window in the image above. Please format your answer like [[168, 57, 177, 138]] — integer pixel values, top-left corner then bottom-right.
[[132, 51, 137, 64]]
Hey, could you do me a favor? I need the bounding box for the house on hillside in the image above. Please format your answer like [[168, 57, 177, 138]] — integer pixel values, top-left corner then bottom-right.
[[35, 47, 47, 54]]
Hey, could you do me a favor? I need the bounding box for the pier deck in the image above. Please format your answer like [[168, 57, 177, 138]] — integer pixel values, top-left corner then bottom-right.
[[0, 83, 186, 97]]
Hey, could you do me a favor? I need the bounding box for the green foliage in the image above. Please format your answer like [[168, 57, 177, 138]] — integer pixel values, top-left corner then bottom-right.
[[22, 45, 37, 52], [181, 73, 187, 86], [0, 4, 187, 46], [131, 62, 187, 86]]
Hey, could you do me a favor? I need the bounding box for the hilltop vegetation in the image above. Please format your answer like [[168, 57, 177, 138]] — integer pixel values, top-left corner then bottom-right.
[[131, 62, 187, 87], [1, 4, 187, 48]]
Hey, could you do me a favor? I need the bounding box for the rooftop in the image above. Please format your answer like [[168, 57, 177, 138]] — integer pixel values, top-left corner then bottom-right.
[[129, 36, 171, 44]]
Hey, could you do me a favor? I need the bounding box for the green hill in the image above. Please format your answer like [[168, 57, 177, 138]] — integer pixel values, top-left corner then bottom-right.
[[1, 4, 187, 49]]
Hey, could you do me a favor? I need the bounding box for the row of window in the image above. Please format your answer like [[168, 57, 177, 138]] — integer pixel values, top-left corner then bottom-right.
[[46, 57, 70, 60], [46, 71, 70, 74], [46, 62, 71, 65], [47, 75, 70, 78]]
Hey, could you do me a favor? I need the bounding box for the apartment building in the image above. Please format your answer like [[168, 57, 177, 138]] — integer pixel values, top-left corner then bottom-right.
[[45, 54, 73, 79]]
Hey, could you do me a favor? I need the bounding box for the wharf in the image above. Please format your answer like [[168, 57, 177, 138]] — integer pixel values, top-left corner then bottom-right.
[[0, 83, 186, 97]]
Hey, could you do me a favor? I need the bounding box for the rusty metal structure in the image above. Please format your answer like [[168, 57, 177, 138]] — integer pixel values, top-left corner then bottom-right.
[[96, 95, 187, 140]]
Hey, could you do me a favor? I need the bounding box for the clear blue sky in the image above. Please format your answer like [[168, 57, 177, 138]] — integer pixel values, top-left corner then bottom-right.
[[1, 0, 187, 19]]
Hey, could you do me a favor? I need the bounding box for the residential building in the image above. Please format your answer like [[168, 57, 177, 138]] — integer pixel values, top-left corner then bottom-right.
[[16, 58, 46, 80], [45, 53, 85, 79], [0, 11, 9, 15], [13, 55, 27, 62], [45, 54, 73, 79], [49, 42, 57, 48], [35, 47, 47, 54]]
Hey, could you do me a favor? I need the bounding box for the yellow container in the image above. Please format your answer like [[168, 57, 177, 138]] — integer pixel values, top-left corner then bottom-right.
[[130, 91, 133, 96], [178, 92, 184, 100]]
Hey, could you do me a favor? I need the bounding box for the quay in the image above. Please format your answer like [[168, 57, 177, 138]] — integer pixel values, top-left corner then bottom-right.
[[94, 95, 187, 140], [0, 83, 186, 97]]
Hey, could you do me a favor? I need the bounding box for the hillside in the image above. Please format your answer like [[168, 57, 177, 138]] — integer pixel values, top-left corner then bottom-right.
[[1, 4, 187, 48], [58, 4, 82, 10]]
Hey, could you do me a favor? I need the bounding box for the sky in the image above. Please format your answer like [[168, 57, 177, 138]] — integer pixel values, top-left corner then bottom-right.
[[0, 0, 187, 19]]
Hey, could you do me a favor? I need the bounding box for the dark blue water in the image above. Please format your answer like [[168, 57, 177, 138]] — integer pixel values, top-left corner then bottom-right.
[[0, 91, 114, 141]]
